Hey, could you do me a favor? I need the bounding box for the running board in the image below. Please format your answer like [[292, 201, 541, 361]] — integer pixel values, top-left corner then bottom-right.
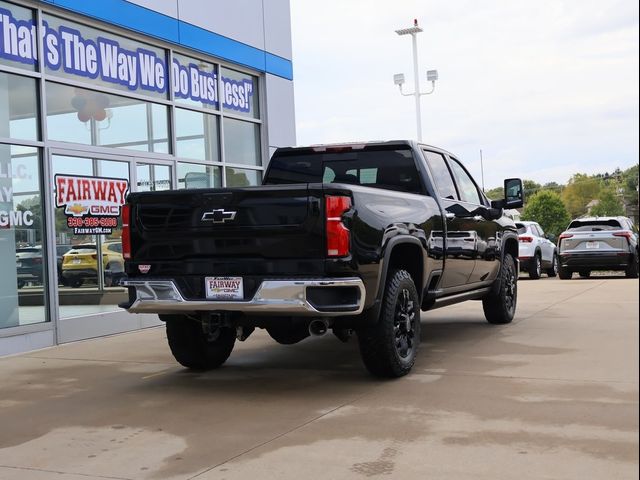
[[427, 287, 491, 310]]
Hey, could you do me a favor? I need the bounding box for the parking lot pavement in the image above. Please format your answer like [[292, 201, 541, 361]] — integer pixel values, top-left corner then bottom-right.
[[0, 277, 637, 480]]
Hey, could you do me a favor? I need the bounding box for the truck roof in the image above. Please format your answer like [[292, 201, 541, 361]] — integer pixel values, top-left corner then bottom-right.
[[273, 140, 456, 159]]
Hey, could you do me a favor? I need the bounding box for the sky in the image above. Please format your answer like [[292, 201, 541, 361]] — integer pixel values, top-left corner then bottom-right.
[[289, 0, 639, 189]]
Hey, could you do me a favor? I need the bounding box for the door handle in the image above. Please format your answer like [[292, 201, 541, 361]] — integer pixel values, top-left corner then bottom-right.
[[445, 213, 455, 220]]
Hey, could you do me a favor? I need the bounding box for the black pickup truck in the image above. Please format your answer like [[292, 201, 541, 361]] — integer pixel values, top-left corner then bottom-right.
[[120, 141, 523, 377]]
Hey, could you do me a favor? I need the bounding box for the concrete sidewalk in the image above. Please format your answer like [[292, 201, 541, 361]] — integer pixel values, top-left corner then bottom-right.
[[0, 277, 638, 479]]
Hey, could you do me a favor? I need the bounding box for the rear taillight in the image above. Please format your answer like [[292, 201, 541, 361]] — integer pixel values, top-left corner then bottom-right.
[[558, 233, 573, 241], [122, 204, 131, 260], [518, 235, 533, 243], [325, 196, 351, 257], [613, 231, 632, 241], [33, 257, 42, 264]]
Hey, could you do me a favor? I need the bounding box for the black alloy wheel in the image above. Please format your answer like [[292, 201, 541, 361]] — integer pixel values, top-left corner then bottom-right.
[[483, 253, 517, 324], [357, 269, 421, 378], [394, 288, 417, 360]]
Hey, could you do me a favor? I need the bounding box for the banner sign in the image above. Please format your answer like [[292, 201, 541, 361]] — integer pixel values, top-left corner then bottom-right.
[[0, 7, 255, 113], [54, 174, 128, 235]]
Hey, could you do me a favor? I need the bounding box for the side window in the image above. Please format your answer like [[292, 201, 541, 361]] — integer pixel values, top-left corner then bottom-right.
[[423, 150, 458, 200], [448, 158, 482, 205], [536, 224, 545, 237]]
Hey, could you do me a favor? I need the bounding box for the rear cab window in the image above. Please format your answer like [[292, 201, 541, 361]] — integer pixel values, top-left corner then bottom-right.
[[265, 145, 426, 195]]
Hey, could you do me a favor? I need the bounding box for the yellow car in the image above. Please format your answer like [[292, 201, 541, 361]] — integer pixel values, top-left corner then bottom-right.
[[61, 241, 124, 288]]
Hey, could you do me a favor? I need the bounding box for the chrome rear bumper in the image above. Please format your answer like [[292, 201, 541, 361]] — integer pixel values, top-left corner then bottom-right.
[[121, 278, 366, 316]]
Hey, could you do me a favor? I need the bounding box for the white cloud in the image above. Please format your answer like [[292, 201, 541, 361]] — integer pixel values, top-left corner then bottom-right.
[[290, 0, 639, 188]]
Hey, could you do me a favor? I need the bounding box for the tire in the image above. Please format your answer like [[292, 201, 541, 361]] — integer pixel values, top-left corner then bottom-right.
[[559, 266, 572, 280], [165, 316, 236, 370], [546, 253, 558, 277], [528, 253, 542, 279], [625, 253, 639, 278], [482, 253, 517, 325], [69, 278, 83, 288], [579, 271, 591, 278], [266, 325, 310, 345], [357, 269, 420, 378]]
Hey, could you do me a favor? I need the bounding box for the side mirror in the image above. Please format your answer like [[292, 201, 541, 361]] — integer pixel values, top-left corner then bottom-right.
[[504, 178, 524, 209]]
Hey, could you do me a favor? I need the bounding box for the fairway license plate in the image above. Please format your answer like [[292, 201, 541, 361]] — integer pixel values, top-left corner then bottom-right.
[[585, 241, 600, 249], [205, 276, 244, 300]]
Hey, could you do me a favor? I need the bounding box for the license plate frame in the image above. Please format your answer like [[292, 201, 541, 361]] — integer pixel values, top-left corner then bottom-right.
[[585, 241, 600, 249], [72, 258, 82, 264], [205, 276, 244, 300]]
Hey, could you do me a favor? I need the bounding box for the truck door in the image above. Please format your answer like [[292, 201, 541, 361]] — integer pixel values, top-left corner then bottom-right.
[[423, 150, 477, 288], [447, 157, 499, 284]]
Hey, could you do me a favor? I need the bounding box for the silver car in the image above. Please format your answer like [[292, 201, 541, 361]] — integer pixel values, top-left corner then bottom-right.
[[558, 216, 639, 279]]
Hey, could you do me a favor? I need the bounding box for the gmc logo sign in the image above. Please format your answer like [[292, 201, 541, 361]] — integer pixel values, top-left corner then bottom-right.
[[90, 205, 120, 215]]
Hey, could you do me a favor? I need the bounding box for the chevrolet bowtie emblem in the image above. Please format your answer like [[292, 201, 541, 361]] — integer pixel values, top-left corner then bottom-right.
[[201, 209, 237, 223]]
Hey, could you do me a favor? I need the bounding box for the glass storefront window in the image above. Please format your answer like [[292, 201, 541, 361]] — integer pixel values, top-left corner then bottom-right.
[[0, 1, 37, 71], [225, 167, 261, 187], [177, 162, 221, 189], [136, 163, 171, 192], [221, 67, 259, 119], [172, 52, 219, 111], [175, 107, 219, 162], [0, 144, 46, 329], [223, 117, 261, 166], [51, 155, 129, 319], [0, 72, 39, 141], [42, 14, 168, 100], [46, 82, 169, 153]]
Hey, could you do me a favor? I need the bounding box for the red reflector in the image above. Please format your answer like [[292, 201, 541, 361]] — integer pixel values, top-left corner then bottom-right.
[[518, 235, 533, 243], [122, 204, 131, 260], [326, 196, 351, 257]]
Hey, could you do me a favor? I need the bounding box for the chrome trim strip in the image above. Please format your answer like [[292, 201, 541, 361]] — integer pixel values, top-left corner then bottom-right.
[[121, 278, 366, 316]]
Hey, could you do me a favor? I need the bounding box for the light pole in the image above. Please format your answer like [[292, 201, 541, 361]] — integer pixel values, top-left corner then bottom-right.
[[394, 19, 438, 142]]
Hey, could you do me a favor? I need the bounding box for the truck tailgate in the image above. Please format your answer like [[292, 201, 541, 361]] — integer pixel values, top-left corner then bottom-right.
[[129, 185, 325, 271]]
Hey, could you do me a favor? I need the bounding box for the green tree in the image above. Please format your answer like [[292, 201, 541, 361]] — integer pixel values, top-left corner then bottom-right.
[[542, 181, 562, 193], [590, 187, 624, 217], [523, 179, 541, 197], [521, 190, 571, 237], [621, 164, 639, 224], [561, 173, 601, 218], [484, 186, 504, 201]]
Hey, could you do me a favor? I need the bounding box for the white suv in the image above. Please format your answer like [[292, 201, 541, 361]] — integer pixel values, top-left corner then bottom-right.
[[516, 221, 558, 279]]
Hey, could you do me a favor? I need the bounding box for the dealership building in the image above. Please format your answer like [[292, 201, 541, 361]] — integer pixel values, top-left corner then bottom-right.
[[0, 0, 296, 355]]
